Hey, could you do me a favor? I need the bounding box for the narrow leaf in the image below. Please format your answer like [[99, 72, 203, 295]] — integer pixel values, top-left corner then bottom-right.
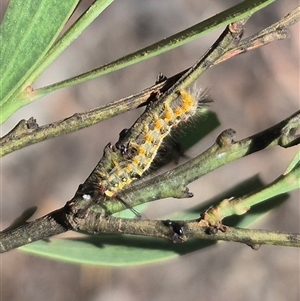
[[0, 0, 79, 123]]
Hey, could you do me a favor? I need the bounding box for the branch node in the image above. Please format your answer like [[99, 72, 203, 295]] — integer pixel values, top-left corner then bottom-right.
[[2, 117, 39, 142], [216, 128, 236, 147], [162, 220, 187, 243], [228, 18, 247, 42], [246, 242, 261, 250], [182, 187, 194, 198], [199, 210, 228, 234], [279, 112, 300, 147]]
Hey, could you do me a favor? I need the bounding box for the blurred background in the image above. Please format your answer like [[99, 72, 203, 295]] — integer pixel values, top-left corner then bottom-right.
[[1, 0, 299, 300]]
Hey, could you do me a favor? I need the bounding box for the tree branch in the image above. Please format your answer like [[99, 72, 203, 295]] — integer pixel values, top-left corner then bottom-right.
[[1, 9, 299, 254], [1, 7, 298, 157], [77, 215, 300, 248], [105, 111, 300, 212], [1, 110, 298, 253]]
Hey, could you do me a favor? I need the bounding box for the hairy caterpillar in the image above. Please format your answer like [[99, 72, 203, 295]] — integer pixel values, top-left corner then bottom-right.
[[99, 88, 211, 197]]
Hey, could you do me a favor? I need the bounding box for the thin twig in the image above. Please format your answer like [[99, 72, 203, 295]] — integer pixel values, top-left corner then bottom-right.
[[1, 10, 299, 253], [2, 7, 299, 156], [71, 214, 300, 248], [79, 17, 249, 201], [200, 153, 300, 227], [1, 110, 298, 253], [215, 6, 300, 64], [104, 111, 300, 212]]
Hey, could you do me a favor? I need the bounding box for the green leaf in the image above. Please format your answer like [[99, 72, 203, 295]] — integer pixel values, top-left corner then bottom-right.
[[19, 235, 216, 266], [0, 0, 79, 123], [20, 176, 288, 266], [284, 150, 300, 174], [25, 0, 115, 92], [35, 0, 276, 98]]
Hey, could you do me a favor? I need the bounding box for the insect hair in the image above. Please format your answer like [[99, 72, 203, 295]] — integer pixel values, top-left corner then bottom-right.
[[100, 85, 213, 197]]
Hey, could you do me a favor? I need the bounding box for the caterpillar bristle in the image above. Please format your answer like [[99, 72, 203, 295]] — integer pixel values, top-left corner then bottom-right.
[[96, 86, 213, 197]]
